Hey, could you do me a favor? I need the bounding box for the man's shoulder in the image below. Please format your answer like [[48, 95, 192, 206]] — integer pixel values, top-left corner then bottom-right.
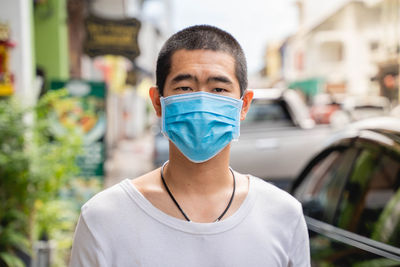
[[81, 180, 130, 219], [251, 176, 302, 215], [80, 169, 161, 222]]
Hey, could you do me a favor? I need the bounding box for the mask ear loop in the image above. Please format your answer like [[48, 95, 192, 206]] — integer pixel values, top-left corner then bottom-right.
[[159, 96, 168, 139], [231, 95, 244, 142], [235, 89, 252, 141]]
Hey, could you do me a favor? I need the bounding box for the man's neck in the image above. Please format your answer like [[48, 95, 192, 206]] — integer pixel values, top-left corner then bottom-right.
[[164, 144, 233, 195], [131, 142, 248, 223]]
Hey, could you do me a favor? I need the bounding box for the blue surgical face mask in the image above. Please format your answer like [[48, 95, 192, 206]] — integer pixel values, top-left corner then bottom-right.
[[161, 92, 243, 163]]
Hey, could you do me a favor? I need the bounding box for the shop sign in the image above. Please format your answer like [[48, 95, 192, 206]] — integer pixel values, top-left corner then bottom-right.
[[50, 80, 106, 178], [84, 15, 141, 62]]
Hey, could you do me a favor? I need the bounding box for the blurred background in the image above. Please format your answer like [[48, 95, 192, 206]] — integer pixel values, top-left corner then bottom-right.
[[0, 0, 400, 266]]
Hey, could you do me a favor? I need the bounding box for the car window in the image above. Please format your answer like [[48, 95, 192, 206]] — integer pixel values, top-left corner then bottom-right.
[[294, 147, 358, 223], [335, 146, 400, 246], [241, 99, 294, 127], [307, 218, 400, 266]]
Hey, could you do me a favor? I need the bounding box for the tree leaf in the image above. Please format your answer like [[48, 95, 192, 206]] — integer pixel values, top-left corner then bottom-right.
[[0, 252, 25, 267]]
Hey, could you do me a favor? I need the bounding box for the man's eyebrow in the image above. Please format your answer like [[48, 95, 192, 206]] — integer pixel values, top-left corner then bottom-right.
[[171, 74, 198, 84], [207, 76, 233, 84], [170, 74, 233, 85]]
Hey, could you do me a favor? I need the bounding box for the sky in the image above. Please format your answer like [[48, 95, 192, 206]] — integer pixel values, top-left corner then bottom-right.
[[169, 0, 299, 74]]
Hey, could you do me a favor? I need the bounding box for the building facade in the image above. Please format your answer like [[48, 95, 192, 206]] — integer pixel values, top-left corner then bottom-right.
[[280, 0, 399, 103]]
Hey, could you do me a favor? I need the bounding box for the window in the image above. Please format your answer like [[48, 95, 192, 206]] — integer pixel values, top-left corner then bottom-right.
[[335, 144, 400, 247], [370, 41, 379, 51], [308, 226, 400, 266], [295, 147, 358, 223], [319, 41, 343, 63]]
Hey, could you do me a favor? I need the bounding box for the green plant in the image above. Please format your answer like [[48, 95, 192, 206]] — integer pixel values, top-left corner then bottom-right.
[[30, 90, 82, 203], [0, 90, 83, 266], [0, 98, 31, 267], [33, 199, 78, 267], [31, 91, 83, 266]]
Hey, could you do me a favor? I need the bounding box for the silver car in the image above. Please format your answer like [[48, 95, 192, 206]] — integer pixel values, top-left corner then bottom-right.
[[230, 89, 332, 189]]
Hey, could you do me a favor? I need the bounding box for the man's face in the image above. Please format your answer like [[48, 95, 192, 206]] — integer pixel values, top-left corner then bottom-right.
[[163, 49, 241, 99]]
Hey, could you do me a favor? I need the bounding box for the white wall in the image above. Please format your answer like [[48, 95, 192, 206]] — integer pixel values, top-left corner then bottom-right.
[[135, 22, 160, 74], [0, 0, 35, 105], [284, 1, 382, 96], [302, 0, 350, 30], [342, 4, 370, 95]]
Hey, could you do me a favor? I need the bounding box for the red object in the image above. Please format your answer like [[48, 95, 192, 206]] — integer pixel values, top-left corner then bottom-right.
[[0, 40, 16, 48], [310, 104, 340, 124]]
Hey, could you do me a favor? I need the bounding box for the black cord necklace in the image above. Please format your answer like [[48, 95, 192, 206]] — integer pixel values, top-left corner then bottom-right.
[[160, 161, 236, 223]]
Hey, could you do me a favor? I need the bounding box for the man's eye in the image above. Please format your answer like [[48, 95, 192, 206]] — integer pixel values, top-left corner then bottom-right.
[[176, 87, 192, 91], [213, 88, 226, 93]]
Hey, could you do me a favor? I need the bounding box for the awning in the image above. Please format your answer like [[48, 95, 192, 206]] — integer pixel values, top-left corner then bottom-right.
[[288, 78, 325, 97]]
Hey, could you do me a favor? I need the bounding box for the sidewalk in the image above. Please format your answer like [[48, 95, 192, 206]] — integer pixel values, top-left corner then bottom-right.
[[104, 132, 154, 188]]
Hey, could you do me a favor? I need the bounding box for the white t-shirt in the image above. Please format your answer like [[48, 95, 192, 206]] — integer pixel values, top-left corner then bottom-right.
[[69, 176, 310, 267]]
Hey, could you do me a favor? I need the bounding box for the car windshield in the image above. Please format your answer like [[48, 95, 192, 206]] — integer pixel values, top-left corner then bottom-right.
[[241, 99, 294, 128]]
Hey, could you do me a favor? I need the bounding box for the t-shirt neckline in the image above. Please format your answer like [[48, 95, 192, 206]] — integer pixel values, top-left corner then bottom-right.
[[119, 175, 257, 235]]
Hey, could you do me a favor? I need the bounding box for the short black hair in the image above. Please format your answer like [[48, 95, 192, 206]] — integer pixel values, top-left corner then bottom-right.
[[156, 25, 248, 96]]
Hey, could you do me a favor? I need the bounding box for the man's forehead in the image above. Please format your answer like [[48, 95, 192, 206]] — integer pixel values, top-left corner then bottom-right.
[[170, 49, 234, 62], [168, 49, 236, 74], [163, 49, 240, 91]]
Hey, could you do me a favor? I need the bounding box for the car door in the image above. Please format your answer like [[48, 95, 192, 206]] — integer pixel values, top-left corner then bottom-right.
[[293, 134, 400, 266]]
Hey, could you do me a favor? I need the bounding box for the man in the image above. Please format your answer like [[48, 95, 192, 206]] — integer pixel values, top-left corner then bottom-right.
[[70, 25, 310, 267]]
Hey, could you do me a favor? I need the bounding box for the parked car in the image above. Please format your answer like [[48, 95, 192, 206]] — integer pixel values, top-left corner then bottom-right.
[[330, 95, 390, 128], [230, 88, 332, 189], [290, 117, 400, 266]]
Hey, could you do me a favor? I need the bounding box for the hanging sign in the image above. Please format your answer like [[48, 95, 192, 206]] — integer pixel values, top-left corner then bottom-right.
[[83, 15, 141, 62]]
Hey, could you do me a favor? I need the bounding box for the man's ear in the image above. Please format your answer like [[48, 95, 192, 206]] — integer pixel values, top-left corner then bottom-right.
[[240, 89, 254, 121], [149, 86, 162, 117]]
